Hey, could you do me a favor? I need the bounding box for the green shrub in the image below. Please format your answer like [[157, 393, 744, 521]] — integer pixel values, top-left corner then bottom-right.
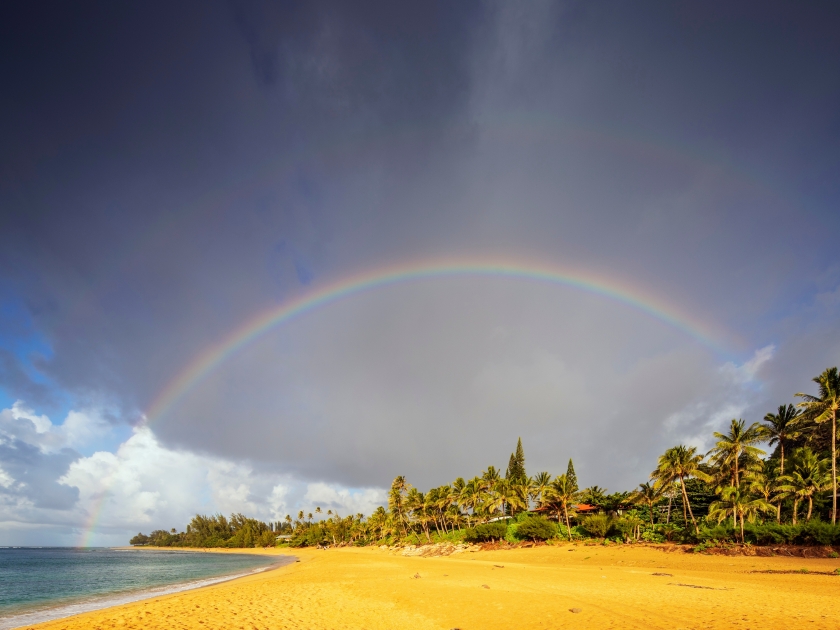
[[801, 520, 840, 546], [658, 523, 683, 542], [430, 529, 467, 544], [505, 522, 519, 544], [581, 514, 613, 538], [464, 522, 508, 542], [613, 517, 642, 541], [516, 517, 557, 541]]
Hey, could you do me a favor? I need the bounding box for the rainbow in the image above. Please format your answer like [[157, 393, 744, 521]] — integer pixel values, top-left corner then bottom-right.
[[145, 257, 729, 425], [77, 257, 730, 546]]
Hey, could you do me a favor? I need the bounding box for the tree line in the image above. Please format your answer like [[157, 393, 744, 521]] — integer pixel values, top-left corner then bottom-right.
[[131, 367, 840, 548], [130, 513, 284, 548]]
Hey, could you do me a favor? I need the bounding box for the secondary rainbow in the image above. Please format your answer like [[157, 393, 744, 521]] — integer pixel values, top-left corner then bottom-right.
[[144, 258, 728, 425]]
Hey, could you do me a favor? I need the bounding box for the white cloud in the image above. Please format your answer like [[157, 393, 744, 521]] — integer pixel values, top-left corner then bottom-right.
[[720, 344, 775, 385], [11, 401, 52, 433], [302, 482, 386, 518], [60, 410, 113, 449], [662, 346, 778, 454], [2, 401, 114, 453], [0, 466, 14, 488], [267, 484, 289, 521]]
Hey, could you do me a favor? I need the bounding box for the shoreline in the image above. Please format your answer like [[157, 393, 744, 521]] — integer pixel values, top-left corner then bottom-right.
[[1, 548, 295, 630], [13, 543, 840, 629]]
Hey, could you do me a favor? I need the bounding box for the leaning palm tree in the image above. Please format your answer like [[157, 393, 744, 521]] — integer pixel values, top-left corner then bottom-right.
[[632, 482, 664, 525], [777, 447, 831, 523], [761, 404, 802, 475], [708, 484, 774, 543], [651, 445, 711, 533], [708, 419, 766, 487], [542, 473, 577, 540], [796, 367, 840, 524]]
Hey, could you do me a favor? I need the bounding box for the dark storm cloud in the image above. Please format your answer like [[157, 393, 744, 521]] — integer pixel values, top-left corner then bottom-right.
[[0, 0, 839, 497]]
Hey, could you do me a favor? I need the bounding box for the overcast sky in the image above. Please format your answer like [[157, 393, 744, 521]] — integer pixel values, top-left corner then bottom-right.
[[1, 1, 839, 545]]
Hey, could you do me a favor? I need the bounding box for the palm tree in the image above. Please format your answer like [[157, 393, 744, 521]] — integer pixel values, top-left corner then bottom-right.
[[708, 484, 774, 543], [652, 445, 711, 533], [796, 367, 840, 524], [406, 488, 432, 542], [761, 404, 802, 475], [708, 419, 766, 487], [370, 506, 388, 539], [481, 466, 501, 492], [749, 463, 782, 523], [460, 477, 484, 526], [389, 475, 411, 536], [531, 472, 552, 506], [542, 474, 577, 540], [488, 478, 510, 518], [438, 485, 457, 532], [777, 447, 831, 522], [579, 485, 607, 508], [632, 482, 664, 525]]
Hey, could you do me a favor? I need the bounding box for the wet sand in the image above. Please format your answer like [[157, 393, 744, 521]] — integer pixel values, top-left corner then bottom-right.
[[19, 544, 840, 629]]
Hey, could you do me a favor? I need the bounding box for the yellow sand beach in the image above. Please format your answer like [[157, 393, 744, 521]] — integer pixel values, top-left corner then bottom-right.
[[20, 545, 840, 630]]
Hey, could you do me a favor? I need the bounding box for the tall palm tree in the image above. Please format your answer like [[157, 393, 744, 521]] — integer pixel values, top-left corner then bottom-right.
[[370, 506, 388, 539], [460, 477, 484, 526], [481, 466, 501, 492], [708, 484, 774, 543], [542, 473, 577, 540], [531, 472, 553, 506], [796, 367, 840, 524], [632, 482, 664, 525], [509, 478, 531, 515], [708, 419, 766, 487], [652, 445, 711, 533], [485, 478, 508, 518], [389, 475, 411, 536], [761, 404, 802, 475], [777, 447, 831, 523], [406, 488, 432, 542]]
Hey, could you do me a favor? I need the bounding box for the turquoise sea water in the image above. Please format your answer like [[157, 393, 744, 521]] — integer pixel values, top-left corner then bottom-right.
[[0, 548, 290, 629]]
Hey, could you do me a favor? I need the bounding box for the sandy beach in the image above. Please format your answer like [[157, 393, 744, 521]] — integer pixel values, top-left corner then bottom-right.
[[16, 544, 840, 630]]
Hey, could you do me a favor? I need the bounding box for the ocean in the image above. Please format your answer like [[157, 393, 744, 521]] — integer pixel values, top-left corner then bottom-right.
[[0, 547, 291, 629]]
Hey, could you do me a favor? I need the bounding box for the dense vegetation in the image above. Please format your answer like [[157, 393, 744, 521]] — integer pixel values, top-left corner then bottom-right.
[[130, 513, 282, 548], [131, 367, 840, 550]]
